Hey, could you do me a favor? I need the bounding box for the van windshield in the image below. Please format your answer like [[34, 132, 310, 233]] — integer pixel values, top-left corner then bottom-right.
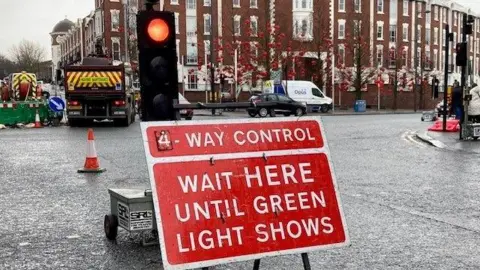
[[312, 88, 324, 98]]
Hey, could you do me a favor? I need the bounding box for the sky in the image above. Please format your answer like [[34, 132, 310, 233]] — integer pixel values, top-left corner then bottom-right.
[[1, 0, 480, 61], [0, 0, 92, 60]]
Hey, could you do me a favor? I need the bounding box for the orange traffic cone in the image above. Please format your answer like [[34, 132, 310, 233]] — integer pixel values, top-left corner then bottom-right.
[[78, 129, 106, 173], [34, 110, 42, 128]]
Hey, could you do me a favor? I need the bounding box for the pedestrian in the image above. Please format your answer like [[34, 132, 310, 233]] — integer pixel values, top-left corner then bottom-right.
[[451, 81, 463, 120], [468, 83, 480, 123]]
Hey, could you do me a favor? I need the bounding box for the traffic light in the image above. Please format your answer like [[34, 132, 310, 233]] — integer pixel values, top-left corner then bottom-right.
[[455, 42, 467, 67], [432, 76, 439, 99], [137, 7, 179, 121]]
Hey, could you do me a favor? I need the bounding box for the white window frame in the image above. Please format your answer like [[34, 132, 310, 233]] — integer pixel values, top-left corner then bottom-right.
[[403, 0, 408, 16], [203, 14, 211, 35], [186, 42, 198, 65], [338, 20, 346, 39], [204, 0, 211, 6], [250, 16, 258, 37], [110, 10, 120, 32], [174, 12, 180, 34], [233, 0, 240, 8], [338, 0, 345, 12], [417, 2, 422, 17], [434, 6, 438, 21], [176, 39, 180, 63], [171, 0, 179, 4], [354, 0, 361, 13], [377, 21, 384, 40], [187, 69, 198, 90], [250, 0, 258, 8], [187, 0, 196, 9], [377, 0, 384, 13], [111, 37, 121, 61], [434, 27, 438, 45], [234, 15, 241, 36], [376, 45, 384, 67], [338, 44, 345, 64], [402, 24, 408, 42]]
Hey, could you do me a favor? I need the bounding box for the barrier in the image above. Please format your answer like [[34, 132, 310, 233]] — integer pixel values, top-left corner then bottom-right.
[[0, 101, 50, 126]]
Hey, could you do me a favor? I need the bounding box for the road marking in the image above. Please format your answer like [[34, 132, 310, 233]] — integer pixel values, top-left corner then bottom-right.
[[19, 242, 30, 246], [66, 234, 80, 239], [402, 130, 426, 148]]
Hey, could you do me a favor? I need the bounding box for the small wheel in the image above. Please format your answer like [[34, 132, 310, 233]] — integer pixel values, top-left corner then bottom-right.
[[258, 108, 268, 117], [320, 104, 329, 113], [283, 112, 291, 116], [248, 111, 257, 117], [421, 118, 424, 121], [474, 137, 479, 141], [295, 108, 304, 117], [269, 109, 276, 117], [104, 214, 118, 240]]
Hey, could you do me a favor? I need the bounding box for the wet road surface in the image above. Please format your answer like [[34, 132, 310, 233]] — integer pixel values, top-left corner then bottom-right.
[[1, 113, 480, 269]]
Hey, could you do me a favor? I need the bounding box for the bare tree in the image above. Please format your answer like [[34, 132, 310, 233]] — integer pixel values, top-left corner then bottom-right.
[[9, 40, 46, 73], [0, 53, 16, 76]]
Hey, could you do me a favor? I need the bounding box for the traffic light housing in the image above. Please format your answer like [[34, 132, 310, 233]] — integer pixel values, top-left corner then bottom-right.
[[455, 42, 467, 67], [137, 10, 179, 121], [432, 76, 439, 99]]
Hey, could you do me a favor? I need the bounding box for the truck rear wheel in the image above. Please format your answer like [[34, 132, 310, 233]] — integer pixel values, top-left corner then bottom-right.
[[114, 116, 131, 127]]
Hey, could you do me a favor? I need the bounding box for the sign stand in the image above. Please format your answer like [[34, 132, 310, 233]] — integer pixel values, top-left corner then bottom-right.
[[200, 252, 311, 270]]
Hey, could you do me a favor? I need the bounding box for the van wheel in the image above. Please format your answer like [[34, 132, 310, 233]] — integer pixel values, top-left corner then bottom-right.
[[269, 109, 276, 117], [258, 108, 268, 117], [320, 105, 329, 113], [248, 111, 257, 117]]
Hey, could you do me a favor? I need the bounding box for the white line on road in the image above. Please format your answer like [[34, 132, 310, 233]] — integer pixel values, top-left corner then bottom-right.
[[66, 235, 81, 239]]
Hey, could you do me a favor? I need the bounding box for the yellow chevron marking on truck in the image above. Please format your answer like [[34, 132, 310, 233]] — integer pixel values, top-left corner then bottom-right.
[[66, 71, 123, 89], [12, 73, 37, 89]]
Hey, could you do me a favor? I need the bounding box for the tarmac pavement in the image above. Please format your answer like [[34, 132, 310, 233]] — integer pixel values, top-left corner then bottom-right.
[[2, 113, 480, 269]]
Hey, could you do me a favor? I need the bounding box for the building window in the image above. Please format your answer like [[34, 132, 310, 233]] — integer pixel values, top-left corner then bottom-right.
[[186, 16, 197, 37], [250, 0, 258, 8], [402, 24, 408, 41], [443, 8, 447, 23], [426, 10, 431, 24], [417, 26, 421, 43], [186, 42, 198, 64], [417, 2, 422, 17], [389, 25, 396, 43], [442, 29, 446, 47], [434, 28, 438, 45], [377, 23, 384, 40], [354, 0, 361, 13], [454, 12, 457, 26], [203, 14, 211, 35], [338, 44, 345, 64], [204, 0, 211, 6], [233, 0, 240, 8], [402, 0, 408, 16], [433, 50, 438, 69], [204, 40, 211, 60], [426, 29, 431, 45], [112, 38, 121, 61], [111, 10, 120, 31], [338, 20, 345, 39], [434, 6, 438, 21], [401, 50, 407, 66], [175, 12, 180, 34], [171, 0, 179, 4], [389, 49, 396, 67], [377, 0, 384, 13], [250, 16, 258, 36], [187, 70, 198, 90], [250, 42, 259, 64], [294, 0, 312, 9], [376, 46, 384, 67], [187, 0, 196, 9], [234, 15, 241, 36], [338, 0, 345, 12], [176, 39, 180, 63]]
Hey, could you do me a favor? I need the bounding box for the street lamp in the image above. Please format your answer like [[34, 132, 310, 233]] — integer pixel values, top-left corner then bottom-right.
[[413, 5, 430, 112], [414, 9, 430, 111]]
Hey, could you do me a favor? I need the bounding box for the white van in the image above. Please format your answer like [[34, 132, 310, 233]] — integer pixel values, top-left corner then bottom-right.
[[263, 80, 333, 113]]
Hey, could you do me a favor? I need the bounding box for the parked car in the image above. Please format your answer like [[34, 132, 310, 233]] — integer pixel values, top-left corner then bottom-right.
[[179, 93, 194, 120], [247, 93, 307, 117]]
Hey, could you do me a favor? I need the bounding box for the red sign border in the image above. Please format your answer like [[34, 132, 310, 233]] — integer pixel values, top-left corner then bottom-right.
[[140, 117, 350, 270]]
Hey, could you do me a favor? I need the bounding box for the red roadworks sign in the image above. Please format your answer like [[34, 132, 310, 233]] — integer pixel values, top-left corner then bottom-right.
[[141, 117, 349, 270]]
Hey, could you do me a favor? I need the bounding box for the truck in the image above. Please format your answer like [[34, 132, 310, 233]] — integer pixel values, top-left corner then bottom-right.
[[64, 57, 136, 127]]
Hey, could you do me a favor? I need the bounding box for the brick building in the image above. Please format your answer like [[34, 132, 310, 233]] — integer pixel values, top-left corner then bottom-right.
[[52, 0, 480, 109]]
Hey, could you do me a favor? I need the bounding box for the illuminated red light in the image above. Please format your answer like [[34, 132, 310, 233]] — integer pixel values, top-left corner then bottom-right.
[[147, 18, 169, 42]]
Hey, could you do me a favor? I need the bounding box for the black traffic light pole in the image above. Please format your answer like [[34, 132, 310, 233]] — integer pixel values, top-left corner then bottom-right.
[[459, 13, 474, 140], [443, 25, 452, 132]]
